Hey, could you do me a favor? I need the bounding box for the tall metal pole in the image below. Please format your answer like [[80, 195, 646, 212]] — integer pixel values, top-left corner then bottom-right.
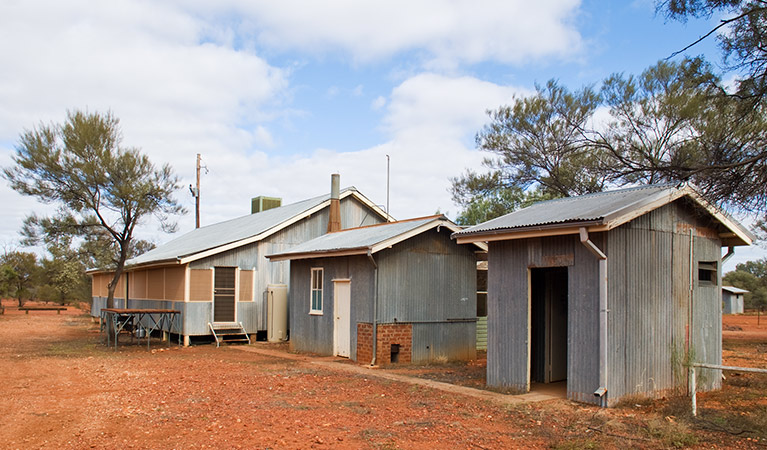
[[386, 154, 390, 220], [195, 153, 201, 229]]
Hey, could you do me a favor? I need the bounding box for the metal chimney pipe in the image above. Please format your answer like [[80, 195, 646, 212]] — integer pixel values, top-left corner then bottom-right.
[[327, 174, 342, 232]]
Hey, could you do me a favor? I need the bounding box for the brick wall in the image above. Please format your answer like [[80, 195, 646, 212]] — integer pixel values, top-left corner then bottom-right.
[[356, 322, 412, 366], [357, 323, 373, 364]]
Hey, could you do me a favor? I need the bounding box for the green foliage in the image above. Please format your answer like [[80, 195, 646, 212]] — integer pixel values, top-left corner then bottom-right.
[[660, 1, 767, 104], [450, 171, 556, 225], [453, 58, 767, 223], [0, 251, 40, 307], [2, 110, 183, 308], [474, 80, 608, 197], [724, 258, 767, 309]]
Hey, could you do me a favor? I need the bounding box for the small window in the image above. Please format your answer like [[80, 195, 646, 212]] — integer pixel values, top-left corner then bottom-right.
[[698, 261, 718, 286], [310, 268, 323, 314]]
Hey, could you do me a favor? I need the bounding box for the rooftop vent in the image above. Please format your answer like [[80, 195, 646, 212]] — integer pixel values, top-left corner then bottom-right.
[[252, 196, 282, 214]]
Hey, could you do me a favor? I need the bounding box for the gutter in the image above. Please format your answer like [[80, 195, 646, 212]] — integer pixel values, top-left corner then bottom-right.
[[367, 249, 379, 366], [579, 227, 609, 407], [454, 220, 605, 240], [721, 246, 735, 264]]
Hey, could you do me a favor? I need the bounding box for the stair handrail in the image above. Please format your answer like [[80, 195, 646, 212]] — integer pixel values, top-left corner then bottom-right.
[[239, 322, 251, 344], [208, 322, 221, 348]]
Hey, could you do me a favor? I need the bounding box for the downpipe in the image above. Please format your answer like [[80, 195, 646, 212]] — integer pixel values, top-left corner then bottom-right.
[[367, 250, 379, 366], [579, 227, 609, 407]]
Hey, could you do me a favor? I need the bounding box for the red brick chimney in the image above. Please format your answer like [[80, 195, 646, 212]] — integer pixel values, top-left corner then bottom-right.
[[327, 173, 341, 233]]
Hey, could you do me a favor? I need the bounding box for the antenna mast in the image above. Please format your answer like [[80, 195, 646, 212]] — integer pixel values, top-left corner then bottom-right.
[[386, 154, 390, 220]]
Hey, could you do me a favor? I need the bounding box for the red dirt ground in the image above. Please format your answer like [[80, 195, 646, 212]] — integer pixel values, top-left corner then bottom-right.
[[1, 299, 765, 449]]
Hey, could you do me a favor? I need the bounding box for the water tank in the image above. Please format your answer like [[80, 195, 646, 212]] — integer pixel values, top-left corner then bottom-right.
[[267, 284, 288, 342]]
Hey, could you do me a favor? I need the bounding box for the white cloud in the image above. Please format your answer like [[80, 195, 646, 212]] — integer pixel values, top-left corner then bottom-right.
[[189, 0, 584, 67], [0, 0, 579, 250], [225, 73, 525, 224], [371, 96, 387, 110], [0, 0, 287, 246], [152, 73, 525, 234]]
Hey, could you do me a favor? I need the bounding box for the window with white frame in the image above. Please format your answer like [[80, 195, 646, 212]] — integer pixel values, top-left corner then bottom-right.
[[310, 268, 323, 314]]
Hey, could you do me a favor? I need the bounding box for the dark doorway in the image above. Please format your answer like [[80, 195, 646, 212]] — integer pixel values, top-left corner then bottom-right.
[[214, 267, 236, 322], [530, 267, 568, 384]]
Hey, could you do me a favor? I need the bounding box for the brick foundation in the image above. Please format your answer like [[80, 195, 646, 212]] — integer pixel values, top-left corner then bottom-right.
[[356, 322, 412, 365]]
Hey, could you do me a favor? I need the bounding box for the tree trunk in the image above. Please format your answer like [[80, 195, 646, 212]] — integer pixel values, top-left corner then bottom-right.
[[106, 246, 129, 310], [17, 296, 24, 308], [106, 269, 122, 310]]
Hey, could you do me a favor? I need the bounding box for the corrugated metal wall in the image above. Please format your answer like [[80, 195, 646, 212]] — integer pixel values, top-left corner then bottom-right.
[[289, 228, 477, 363], [487, 234, 600, 399], [606, 201, 723, 403], [289, 256, 373, 358], [412, 322, 476, 363], [487, 199, 725, 405], [376, 229, 477, 324]]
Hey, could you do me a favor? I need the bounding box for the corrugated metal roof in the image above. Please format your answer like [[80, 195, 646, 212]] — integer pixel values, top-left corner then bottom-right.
[[722, 286, 749, 294], [455, 184, 678, 235], [453, 183, 754, 246], [127, 187, 368, 267], [267, 216, 453, 259]]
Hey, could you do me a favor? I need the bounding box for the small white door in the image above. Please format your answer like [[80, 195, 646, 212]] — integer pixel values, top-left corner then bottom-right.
[[333, 280, 351, 357]]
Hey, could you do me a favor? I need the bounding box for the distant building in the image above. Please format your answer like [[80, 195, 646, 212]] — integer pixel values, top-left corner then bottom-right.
[[454, 184, 754, 406], [267, 215, 486, 365], [722, 286, 748, 314]]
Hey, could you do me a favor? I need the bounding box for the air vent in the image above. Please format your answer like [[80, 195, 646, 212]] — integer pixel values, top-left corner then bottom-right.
[[251, 196, 282, 214]]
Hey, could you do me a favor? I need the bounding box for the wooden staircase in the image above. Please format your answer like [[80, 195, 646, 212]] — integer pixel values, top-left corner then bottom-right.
[[208, 322, 251, 347]]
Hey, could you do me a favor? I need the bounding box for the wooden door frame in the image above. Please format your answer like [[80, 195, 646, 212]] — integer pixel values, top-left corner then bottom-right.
[[212, 266, 238, 323], [333, 279, 351, 357]]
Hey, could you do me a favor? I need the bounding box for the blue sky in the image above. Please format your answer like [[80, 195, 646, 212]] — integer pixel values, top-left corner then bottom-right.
[[0, 0, 762, 269]]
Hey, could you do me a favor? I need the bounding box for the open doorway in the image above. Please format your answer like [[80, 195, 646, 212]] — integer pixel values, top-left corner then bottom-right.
[[530, 267, 568, 384]]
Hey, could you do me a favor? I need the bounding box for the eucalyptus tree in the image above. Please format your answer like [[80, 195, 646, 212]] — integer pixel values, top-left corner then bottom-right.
[[451, 59, 767, 224], [3, 110, 184, 309]]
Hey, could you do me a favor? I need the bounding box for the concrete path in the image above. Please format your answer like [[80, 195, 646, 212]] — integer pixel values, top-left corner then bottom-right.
[[235, 345, 563, 406]]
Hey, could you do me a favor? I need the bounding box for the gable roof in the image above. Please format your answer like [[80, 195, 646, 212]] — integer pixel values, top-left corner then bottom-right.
[[266, 215, 486, 262], [453, 184, 754, 247], [124, 187, 389, 269]]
